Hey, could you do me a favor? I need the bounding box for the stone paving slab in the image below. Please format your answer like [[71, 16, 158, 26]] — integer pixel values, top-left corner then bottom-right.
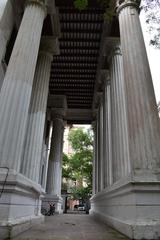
[[13, 214, 130, 240]]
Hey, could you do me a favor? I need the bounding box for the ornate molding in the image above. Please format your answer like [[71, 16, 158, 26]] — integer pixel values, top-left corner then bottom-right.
[[26, 0, 47, 12], [40, 36, 60, 58], [116, 0, 140, 15], [48, 95, 67, 119], [104, 37, 122, 64]]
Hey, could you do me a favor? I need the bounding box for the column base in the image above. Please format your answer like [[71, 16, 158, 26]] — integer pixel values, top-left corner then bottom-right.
[[42, 194, 63, 214], [90, 176, 160, 240], [0, 169, 45, 239]]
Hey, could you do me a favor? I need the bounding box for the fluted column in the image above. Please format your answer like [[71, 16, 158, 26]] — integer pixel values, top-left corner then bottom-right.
[[92, 120, 97, 195], [46, 115, 64, 196], [0, 0, 46, 172], [21, 37, 58, 183], [106, 81, 113, 186], [109, 39, 130, 182], [117, 0, 160, 178], [99, 100, 104, 190], [95, 115, 99, 193], [0, 0, 14, 88], [103, 73, 113, 187]]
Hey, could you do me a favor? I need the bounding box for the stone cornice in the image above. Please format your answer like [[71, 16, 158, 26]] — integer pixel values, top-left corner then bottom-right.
[[116, 0, 140, 15]]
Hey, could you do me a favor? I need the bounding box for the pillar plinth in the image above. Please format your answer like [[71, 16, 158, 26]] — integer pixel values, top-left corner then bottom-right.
[[21, 37, 59, 183]]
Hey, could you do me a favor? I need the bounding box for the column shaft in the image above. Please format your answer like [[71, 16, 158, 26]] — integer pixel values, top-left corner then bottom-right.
[[117, 1, 160, 177], [110, 44, 130, 182], [0, 2, 46, 171], [0, 0, 14, 89], [92, 121, 97, 195], [21, 51, 52, 183], [46, 117, 64, 196], [95, 117, 99, 193], [103, 81, 113, 187], [100, 101, 104, 189], [106, 83, 113, 185]]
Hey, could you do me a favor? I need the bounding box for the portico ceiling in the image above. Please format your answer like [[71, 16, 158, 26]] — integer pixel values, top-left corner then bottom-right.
[[45, 0, 119, 122]]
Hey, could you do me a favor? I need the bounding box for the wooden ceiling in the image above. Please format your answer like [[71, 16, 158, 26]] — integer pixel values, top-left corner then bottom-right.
[[49, 0, 104, 110]]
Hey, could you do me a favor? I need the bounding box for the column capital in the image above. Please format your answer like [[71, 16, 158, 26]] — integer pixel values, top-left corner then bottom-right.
[[51, 113, 64, 121], [39, 36, 60, 60], [26, 0, 47, 14], [116, 0, 140, 15], [105, 38, 122, 63], [92, 121, 97, 132], [100, 69, 110, 86]]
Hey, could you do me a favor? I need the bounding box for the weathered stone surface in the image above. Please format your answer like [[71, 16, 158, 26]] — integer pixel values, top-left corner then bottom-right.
[[0, 1, 46, 171], [13, 214, 129, 240], [117, 0, 160, 178], [21, 37, 58, 183], [91, 177, 160, 240], [0, 0, 14, 89]]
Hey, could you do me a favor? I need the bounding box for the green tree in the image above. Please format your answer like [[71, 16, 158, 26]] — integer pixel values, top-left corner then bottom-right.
[[73, 0, 115, 21], [141, 0, 160, 48], [62, 128, 93, 200]]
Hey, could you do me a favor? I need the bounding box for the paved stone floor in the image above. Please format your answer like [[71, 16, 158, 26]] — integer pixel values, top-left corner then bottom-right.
[[13, 214, 130, 240]]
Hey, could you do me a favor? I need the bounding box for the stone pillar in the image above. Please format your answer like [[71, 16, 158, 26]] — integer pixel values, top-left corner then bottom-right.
[[0, 0, 46, 172], [0, 1, 47, 238], [117, 0, 160, 179], [97, 106, 101, 192], [46, 115, 64, 195], [21, 37, 59, 183], [100, 100, 104, 190], [106, 81, 113, 186], [102, 72, 113, 187], [109, 39, 130, 183], [92, 120, 97, 195], [97, 99, 104, 191], [0, 0, 14, 89], [95, 115, 99, 193], [90, 2, 160, 239], [45, 114, 64, 213]]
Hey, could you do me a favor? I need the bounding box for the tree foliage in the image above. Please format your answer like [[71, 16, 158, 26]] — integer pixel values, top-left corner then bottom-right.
[[141, 0, 160, 48], [62, 128, 93, 200], [73, 0, 160, 48], [73, 0, 115, 21]]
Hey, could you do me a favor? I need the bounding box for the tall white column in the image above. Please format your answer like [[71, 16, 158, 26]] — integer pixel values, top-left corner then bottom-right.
[[109, 39, 130, 183], [99, 100, 104, 190], [92, 120, 97, 195], [106, 81, 113, 186], [0, 0, 46, 172], [95, 116, 99, 193], [21, 37, 59, 183], [117, 0, 160, 179], [0, 0, 14, 88], [103, 74, 113, 187], [46, 115, 64, 196]]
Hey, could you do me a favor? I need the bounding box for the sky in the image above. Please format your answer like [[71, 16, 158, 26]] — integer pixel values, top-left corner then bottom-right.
[[140, 10, 160, 104]]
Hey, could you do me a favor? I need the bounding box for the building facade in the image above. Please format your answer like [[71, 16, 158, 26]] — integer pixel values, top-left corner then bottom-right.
[[0, 0, 160, 239]]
